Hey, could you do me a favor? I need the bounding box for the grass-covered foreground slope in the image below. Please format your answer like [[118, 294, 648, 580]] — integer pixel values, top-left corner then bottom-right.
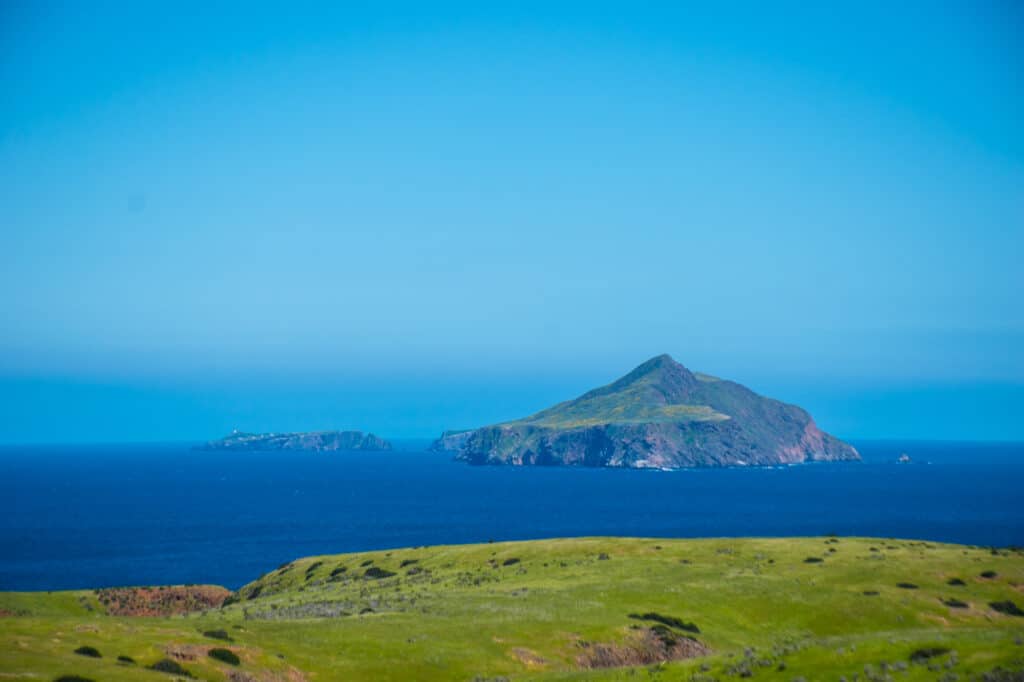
[[2, 537, 1023, 681]]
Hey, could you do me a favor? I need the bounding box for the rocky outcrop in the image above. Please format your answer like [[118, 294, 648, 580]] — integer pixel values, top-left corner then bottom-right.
[[432, 354, 858, 469], [198, 430, 391, 452]]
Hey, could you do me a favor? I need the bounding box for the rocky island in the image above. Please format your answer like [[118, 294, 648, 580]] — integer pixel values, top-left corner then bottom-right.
[[433, 354, 858, 468], [198, 430, 391, 452]]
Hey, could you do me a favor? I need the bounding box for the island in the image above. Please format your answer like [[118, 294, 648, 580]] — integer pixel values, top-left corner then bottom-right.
[[432, 354, 859, 468], [197, 430, 392, 452]]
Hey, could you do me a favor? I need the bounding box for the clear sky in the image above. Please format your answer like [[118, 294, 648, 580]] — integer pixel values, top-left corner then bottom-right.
[[1, 1, 1021, 443]]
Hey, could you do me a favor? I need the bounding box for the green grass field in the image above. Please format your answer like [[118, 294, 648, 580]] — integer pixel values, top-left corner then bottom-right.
[[2, 537, 1022, 681]]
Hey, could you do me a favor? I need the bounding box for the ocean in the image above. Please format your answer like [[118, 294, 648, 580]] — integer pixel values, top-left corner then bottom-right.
[[0, 439, 1020, 591]]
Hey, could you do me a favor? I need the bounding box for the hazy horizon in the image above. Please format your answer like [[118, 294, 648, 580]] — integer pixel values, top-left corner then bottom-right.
[[2, 2, 1021, 443]]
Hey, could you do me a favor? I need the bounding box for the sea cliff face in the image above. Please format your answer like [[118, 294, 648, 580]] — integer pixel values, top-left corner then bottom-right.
[[198, 430, 391, 452], [432, 355, 858, 469]]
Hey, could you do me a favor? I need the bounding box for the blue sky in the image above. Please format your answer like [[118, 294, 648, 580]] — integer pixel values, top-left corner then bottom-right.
[[1, 1, 1021, 442]]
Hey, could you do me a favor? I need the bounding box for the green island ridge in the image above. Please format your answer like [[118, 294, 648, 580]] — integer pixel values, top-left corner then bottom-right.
[[2, 537, 1022, 681], [433, 355, 859, 468]]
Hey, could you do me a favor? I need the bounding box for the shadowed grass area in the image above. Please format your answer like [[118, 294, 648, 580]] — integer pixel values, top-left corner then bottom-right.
[[2, 537, 1023, 681]]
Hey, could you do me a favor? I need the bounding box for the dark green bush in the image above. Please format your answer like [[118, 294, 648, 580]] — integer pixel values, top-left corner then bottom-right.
[[910, 647, 950, 663], [628, 612, 700, 634], [803, 557, 823, 563], [862, 590, 879, 596], [54, 677, 95, 682], [980, 570, 998, 579], [116, 655, 135, 664], [73, 646, 101, 658], [148, 659, 193, 677], [990, 600, 1024, 617], [208, 648, 241, 665], [363, 566, 396, 579], [943, 598, 968, 608], [203, 628, 232, 641], [896, 582, 918, 589], [502, 558, 520, 566], [947, 577, 966, 586], [400, 559, 419, 568]]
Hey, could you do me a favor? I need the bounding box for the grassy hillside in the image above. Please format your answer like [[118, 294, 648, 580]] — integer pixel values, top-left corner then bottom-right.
[[2, 537, 1023, 681]]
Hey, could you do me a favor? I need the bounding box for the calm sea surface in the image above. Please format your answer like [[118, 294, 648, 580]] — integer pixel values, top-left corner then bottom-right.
[[0, 440, 1021, 591]]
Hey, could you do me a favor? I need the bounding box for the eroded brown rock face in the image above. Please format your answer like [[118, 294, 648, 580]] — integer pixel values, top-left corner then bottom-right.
[[95, 585, 232, 616], [576, 628, 711, 668], [433, 355, 859, 469]]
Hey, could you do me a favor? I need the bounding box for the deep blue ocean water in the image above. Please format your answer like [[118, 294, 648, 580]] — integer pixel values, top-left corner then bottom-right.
[[0, 440, 1021, 591]]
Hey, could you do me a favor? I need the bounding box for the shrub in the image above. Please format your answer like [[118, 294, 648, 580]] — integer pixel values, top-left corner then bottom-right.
[[896, 583, 918, 589], [209, 648, 241, 665], [628, 612, 700, 634], [862, 591, 880, 596], [910, 647, 950, 663], [947, 578, 966, 586], [943, 598, 968, 608], [598, 553, 610, 560], [980, 570, 998, 579], [148, 659, 193, 676], [73, 646, 101, 658], [203, 629, 232, 641], [989, 600, 1024, 617], [330, 566, 347, 577], [803, 557, 823, 563], [360, 559, 373, 567], [54, 677, 96, 682], [116, 654, 135, 663], [400, 559, 419, 568], [502, 558, 520, 566], [363, 566, 396, 579]]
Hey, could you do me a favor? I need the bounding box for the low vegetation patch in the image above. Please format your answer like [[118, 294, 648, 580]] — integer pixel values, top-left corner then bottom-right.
[[54, 677, 96, 682], [116, 655, 135, 664], [209, 647, 241, 665], [503, 558, 520, 566], [980, 570, 998, 578], [947, 577, 966, 586], [862, 590, 879, 596], [943, 598, 969, 608], [400, 559, 419, 568], [628, 612, 700, 634], [203, 628, 232, 641], [73, 645, 101, 658], [803, 557, 823, 563], [896, 582, 919, 589]]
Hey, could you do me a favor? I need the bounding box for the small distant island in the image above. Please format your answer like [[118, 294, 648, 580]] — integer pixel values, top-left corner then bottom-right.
[[198, 430, 392, 452], [433, 354, 859, 469]]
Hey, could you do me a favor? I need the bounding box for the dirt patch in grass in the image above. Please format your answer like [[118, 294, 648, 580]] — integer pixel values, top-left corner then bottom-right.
[[576, 628, 709, 669], [164, 643, 208, 661], [95, 585, 231, 616], [511, 647, 548, 668]]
